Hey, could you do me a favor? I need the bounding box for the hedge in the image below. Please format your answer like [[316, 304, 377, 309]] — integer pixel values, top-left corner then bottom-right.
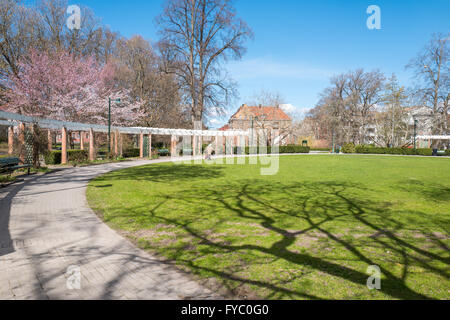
[[353, 146, 433, 156], [233, 146, 310, 155], [122, 148, 172, 158], [44, 150, 88, 165], [310, 148, 331, 152], [123, 148, 140, 158], [158, 149, 171, 157]]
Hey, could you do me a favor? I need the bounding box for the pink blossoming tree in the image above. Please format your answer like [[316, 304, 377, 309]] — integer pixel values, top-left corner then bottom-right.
[[3, 49, 144, 126]]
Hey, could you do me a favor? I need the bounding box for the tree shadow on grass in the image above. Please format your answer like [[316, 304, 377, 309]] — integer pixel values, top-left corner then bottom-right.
[[98, 176, 449, 300], [92, 164, 226, 184], [397, 179, 450, 203]]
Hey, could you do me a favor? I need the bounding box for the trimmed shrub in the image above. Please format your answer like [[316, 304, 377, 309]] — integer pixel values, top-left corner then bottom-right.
[[233, 146, 310, 155], [158, 149, 170, 157], [354, 146, 434, 156], [279, 145, 310, 154], [44, 150, 88, 165], [123, 148, 140, 158], [68, 150, 88, 163], [341, 143, 356, 154], [311, 148, 331, 152]]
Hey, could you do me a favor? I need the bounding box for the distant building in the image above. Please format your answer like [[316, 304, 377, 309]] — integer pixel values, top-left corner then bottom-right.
[[221, 104, 294, 145]]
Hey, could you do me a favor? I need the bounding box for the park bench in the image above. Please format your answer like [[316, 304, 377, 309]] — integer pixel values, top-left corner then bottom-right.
[[0, 157, 32, 176]]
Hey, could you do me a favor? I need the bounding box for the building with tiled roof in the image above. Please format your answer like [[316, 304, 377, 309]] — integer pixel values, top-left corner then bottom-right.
[[222, 104, 294, 145]]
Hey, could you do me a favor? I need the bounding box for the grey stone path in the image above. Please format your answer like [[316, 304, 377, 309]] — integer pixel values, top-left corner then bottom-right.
[[0, 159, 222, 300]]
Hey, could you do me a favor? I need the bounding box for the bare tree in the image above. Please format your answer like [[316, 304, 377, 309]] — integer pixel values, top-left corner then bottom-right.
[[0, 0, 35, 79], [248, 89, 286, 107], [157, 0, 253, 127], [115, 35, 189, 129], [407, 33, 449, 146], [377, 74, 409, 147]]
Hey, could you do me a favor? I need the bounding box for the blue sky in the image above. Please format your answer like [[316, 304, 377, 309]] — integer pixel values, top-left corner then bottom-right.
[[74, 0, 449, 127]]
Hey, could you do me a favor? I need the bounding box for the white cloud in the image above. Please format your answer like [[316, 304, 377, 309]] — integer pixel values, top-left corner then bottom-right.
[[279, 104, 312, 120], [279, 103, 296, 114], [209, 119, 221, 124]]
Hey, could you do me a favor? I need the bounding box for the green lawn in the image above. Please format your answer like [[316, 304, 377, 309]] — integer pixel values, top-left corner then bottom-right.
[[87, 155, 450, 300]]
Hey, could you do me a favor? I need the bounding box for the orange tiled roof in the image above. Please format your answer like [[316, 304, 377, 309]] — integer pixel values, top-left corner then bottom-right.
[[219, 124, 230, 131], [231, 105, 292, 121]]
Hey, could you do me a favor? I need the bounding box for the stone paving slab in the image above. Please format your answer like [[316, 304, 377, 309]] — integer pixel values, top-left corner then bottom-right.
[[0, 159, 223, 300]]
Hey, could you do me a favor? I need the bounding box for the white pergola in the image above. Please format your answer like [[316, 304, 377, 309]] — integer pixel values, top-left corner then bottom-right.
[[0, 110, 249, 164], [416, 135, 450, 149], [417, 135, 450, 140]]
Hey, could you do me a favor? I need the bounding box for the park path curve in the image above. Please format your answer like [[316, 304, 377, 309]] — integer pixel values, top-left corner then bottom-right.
[[0, 159, 223, 300]]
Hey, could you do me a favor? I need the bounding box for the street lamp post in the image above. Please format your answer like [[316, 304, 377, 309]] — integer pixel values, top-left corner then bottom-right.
[[413, 118, 418, 150], [108, 98, 121, 154]]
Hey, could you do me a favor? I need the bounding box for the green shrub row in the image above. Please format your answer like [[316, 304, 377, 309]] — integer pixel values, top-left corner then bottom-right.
[[122, 148, 172, 158], [340, 143, 442, 156], [44, 150, 88, 164], [310, 148, 331, 152], [354, 145, 433, 156], [122, 148, 140, 158], [233, 145, 310, 155]]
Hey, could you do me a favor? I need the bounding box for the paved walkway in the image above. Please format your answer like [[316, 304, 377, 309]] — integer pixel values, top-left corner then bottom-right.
[[0, 159, 222, 300]]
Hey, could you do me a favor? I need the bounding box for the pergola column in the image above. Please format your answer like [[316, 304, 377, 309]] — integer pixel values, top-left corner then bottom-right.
[[148, 134, 152, 158], [80, 131, 85, 150], [89, 128, 95, 162], [18, 122, 25, 162], [171, 135, 177, 157], [114, 130, 119, 157], [119, 133, 123, 157], [215, 136, 221, 155], [192, 135, 197, 157], [48, 129, 52, 151], [139, 133, 144, 158], [110, 133, 115, 156], [8, 126, 14, 155], [61, 126, 68, 165]]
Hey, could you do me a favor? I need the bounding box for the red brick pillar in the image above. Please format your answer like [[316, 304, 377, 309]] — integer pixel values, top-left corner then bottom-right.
[[89, 128, 95, 162], [61, 127, 68, 164], [80, 131, 84, 150], [119, 133, 123, 157], [192, 136, 197, 157], [139, 133, 144, 158], [8, 126, 14, 155], [110, 133, 115, 156], [114, 130, 119, 157], [18, 122, 25, 162], [47, 130, 53, 151], [148, 134, 152, 158], [171, 135, 177, 157]]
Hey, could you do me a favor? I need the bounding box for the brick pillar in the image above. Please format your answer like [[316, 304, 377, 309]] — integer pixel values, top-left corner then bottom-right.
[[171, 135, 177, 157], [215, 136, 220, 155], [61, 127, 68, 164], [192, 136, 197, 157], [80, 131, 84, 150], [119, 133, 123, 157], [89, 128, 95, 162], [110, 133, 115, 156], [114, 130, 119, 157], [47, 130, 52, 151], [18, 122, 25, 162], [8, 126, 14, 155], [139, 133, 144, 158]]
